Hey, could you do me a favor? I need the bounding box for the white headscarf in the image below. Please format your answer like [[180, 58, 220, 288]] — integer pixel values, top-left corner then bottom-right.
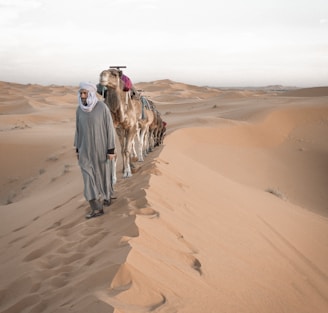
[[78, 82, 99, 112]]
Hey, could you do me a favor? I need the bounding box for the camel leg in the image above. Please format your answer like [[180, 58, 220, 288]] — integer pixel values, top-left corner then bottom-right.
[[149, 129, 155, 152], [131, 137, 138, 160], [124, 127, 138, 177], [154, 129, 159, 147], [147, 130, 152, 153], [122, 142, 132, 178], [137, 126, 148, 162], [116, 128, 130, 178], [144, 129, 150, 157], [159, 129, 166, 145], [123, 149, 132, 178], [133, 127, 142, 159], [118, 128, 134, 178]]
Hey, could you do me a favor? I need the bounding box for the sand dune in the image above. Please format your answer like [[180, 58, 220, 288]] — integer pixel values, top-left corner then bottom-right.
[[1, 80, 328, 313], [283, 86, 328, 97]]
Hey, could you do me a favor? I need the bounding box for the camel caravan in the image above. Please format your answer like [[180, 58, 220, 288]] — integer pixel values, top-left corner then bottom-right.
[[97, 66, 166, 178]]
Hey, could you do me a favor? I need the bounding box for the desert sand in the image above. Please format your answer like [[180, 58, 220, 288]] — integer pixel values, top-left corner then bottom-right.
[[1, 80, 328, 313]]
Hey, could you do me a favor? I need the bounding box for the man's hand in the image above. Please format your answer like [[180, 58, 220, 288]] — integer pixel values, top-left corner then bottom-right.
[[107, 154, 116, 161]]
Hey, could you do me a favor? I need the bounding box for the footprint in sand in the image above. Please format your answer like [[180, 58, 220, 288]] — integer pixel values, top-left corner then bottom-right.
[[55, 217, 84, 238], [102, 264, 168, 311], [84, 253, 104, 266], [50, 273, 70, 288], [22, 239, 62, 262], [175, 231, 199, 254], [12, 225, 27, 232], [80, 227, 103, 236], [130, 207, 159, 218], [155, 158, 169, 165], [0, 275, 39, 311], [22, 235, 44, 248], [43, 219, 63, 232], [56, 242, 76, 254], [8, 235, 25, 244], [62, 252, 85, 265], [189, 255, 202, 275], [0, 294, 40, 313], [150, 168, 162, 176], [38, 254, 63, 269]]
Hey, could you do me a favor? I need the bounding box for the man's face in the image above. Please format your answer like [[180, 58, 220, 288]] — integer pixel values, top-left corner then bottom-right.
[[79, 89, 88, 105]]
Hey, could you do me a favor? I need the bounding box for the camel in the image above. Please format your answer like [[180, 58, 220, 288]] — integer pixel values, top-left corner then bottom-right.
[[158, 120, 167, 145], [148, 99, 164, 152], [98, 68, 154, 177], [135, 95, 155, 161]]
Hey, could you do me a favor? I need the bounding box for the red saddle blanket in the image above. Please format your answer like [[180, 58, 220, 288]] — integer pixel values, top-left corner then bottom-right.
[[121, 74, 132, 92]]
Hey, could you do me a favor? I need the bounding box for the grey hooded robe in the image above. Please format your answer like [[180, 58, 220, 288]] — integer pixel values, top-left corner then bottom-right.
[[74, 101, 115, 202]]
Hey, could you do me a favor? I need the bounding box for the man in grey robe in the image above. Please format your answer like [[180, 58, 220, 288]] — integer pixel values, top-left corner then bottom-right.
[[74, 82, 116, 219]]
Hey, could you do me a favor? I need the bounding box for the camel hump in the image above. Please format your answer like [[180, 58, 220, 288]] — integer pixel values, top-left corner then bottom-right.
[[121, 74, 133, 92]]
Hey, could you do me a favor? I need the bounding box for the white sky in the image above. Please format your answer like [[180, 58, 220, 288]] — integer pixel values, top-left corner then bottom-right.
[[0, 0, 327, 87]]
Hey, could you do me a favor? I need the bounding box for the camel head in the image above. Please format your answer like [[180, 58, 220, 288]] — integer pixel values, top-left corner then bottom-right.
[[99, 69, 122, 90]]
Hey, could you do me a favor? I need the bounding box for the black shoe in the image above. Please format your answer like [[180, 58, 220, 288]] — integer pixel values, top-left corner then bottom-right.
[[85, 209, 104, 219], [103, 199, 111, 206]]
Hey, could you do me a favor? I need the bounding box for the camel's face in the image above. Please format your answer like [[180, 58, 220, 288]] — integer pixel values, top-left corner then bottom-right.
[[99, 69, 120, 89]]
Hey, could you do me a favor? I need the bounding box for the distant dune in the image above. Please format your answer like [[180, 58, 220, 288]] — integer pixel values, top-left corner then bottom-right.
[[283, 86, 328, 97]]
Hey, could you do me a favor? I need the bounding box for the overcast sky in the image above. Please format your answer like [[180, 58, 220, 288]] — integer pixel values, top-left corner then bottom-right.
[[0, 0, 327, 87]]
